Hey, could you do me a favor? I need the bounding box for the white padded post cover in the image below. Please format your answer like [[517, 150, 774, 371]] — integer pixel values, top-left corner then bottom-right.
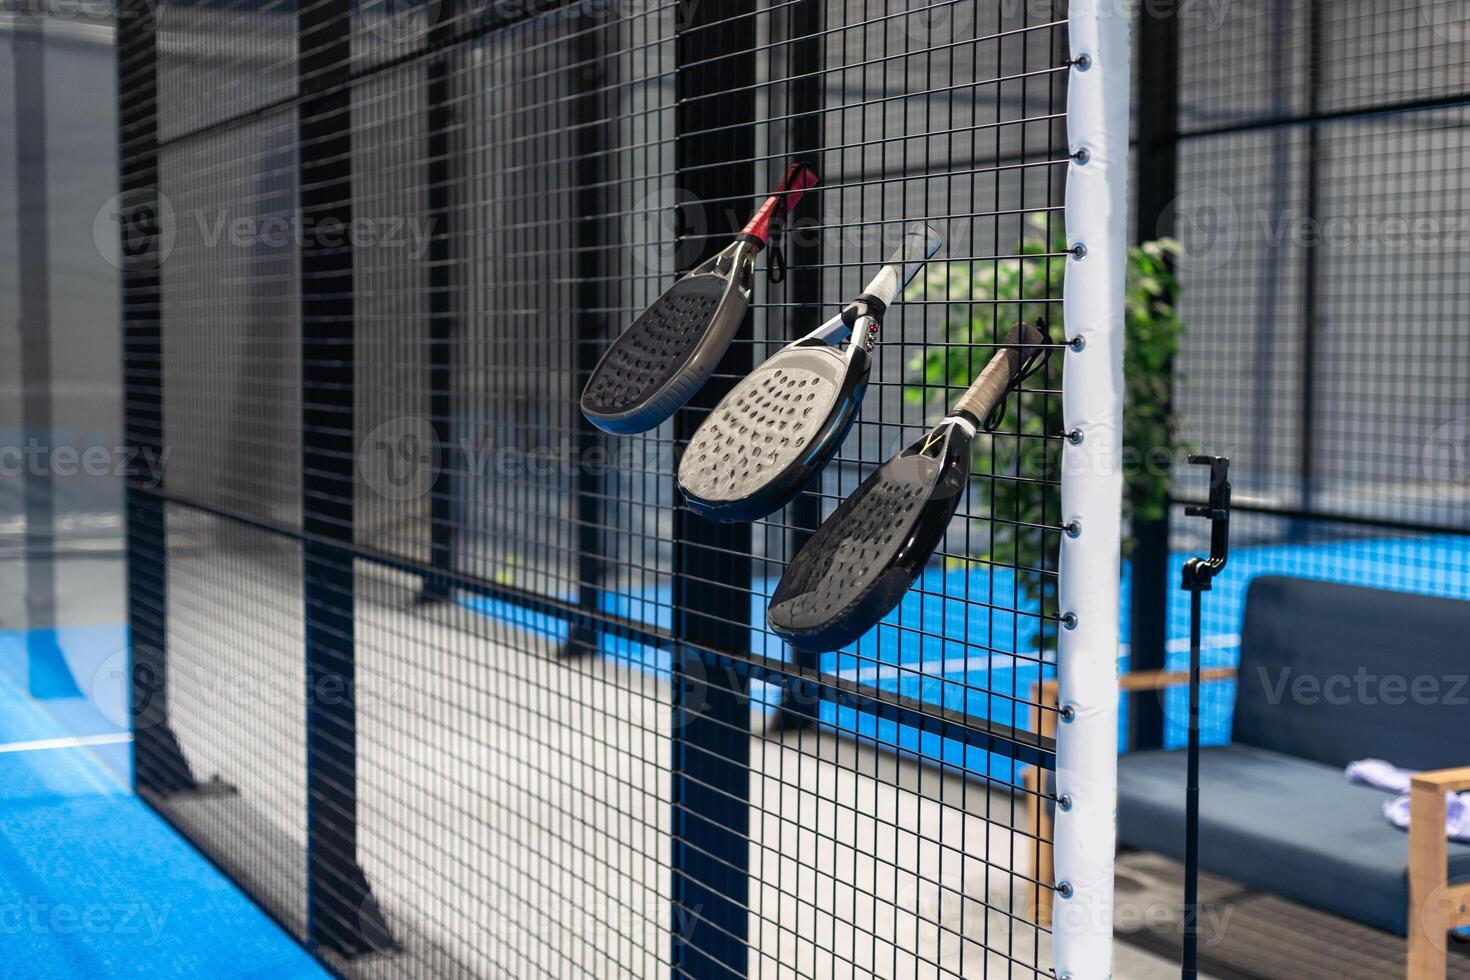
[[1053, 1, 1130, 977]]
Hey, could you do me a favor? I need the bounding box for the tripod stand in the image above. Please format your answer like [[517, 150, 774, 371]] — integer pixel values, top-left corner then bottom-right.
[[1180, 455, 1231, 979]]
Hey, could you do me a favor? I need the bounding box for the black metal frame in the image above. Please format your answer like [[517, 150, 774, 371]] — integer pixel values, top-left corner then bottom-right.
[[297, 0, 395, 953], [119, 1, 1064, 974], [120, 0, 197, 794], [1296, 0, 1323, 528], [1127, 1, 1181, 752], [669, 5, 757, 972], [770, 0, 826, 733], [562, 3, 611, 659], [422, 0, 460, 603]]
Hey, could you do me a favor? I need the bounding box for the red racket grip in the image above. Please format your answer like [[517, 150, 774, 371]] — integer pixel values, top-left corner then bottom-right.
[[740, 162, 819, 247]]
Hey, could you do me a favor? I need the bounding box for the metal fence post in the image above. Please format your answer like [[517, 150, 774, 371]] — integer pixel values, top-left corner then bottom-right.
[[773, 0, 825, 732], [563, 8, 610, 658], [1127, 2, 1180, 751], [298, 0, 392, 953], [119, 0, 197, 793], [1297, 0, 1323, 527], [671, 0, 755, 974], [423, 0, 459, 601]]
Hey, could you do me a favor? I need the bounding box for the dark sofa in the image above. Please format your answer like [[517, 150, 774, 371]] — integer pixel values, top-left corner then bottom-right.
[[1117, 576, 1470, 935]]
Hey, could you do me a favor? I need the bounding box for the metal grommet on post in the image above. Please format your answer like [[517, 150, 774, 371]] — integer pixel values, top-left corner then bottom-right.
[[1056, 880, 1075, 899], [1073, 53, 1091, 71], [1063, 520, 1081, 538], [1061, 611, 1078, 630], [1070, 242, 1087, 260], [1057, 793, 1074, 812], [1065, 427, 1083, 446], [1073, 147, 1090, 165], [1060, 704, 1077, 723], [1068, 334, 1085, 352]]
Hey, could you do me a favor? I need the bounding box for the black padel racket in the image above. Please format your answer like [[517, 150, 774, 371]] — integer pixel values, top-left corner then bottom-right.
[[580, 163, 819, 435], [678, 223, 943, 522], [767, 319, 1050, 652]]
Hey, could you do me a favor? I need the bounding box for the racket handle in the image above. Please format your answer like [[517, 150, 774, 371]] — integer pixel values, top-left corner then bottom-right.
[[862, 223, 944, 307], [950, 320, 1048, 424], [740, 162, 819, 247]]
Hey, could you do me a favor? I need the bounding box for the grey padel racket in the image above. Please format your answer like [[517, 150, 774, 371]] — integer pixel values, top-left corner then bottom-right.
[[767, 319, 1050, 652], [580, 163, 819, 435], [678, 223, 943, 523]]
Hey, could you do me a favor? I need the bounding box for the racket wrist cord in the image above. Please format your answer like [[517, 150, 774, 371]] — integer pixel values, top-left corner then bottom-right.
[[1179, 455, 1232, 980], [739, 162, 819, 250], [949, 319, 1049, 427]]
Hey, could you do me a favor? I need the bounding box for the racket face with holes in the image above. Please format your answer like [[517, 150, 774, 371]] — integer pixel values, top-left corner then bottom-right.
[[678, 341, 871, 523], [767, 422, 974, 652], [580, 272, 748, 435]]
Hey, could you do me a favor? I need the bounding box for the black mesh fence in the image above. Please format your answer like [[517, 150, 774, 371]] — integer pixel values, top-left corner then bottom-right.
[[120, 0, 1078, 975], [104, 0, 1470, 972], [1128, 0, 1470, 748]]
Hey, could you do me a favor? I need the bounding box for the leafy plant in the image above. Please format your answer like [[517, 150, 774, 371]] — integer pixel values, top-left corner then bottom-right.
[[903, 218, 1187, 621]]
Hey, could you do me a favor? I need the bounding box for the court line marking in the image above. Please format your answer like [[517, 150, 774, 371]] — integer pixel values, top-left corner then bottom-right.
[[835, 654, 1041, 684], [0, 732, 133, 755], [1119, 633, 1242, 658], [1164, 632, 1241, 654], [834, 633, 1243, 684]]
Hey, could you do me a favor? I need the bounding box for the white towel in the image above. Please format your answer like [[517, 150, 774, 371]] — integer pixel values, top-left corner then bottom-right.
[[1383, 792, 1470, 844], [1347, 759, 1470, 842], [1345, 758, 1415, 793]]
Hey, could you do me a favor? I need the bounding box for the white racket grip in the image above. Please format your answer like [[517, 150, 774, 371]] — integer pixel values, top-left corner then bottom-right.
[[861, 223, 944, 307]]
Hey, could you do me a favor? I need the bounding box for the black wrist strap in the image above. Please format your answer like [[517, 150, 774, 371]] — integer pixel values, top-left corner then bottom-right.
[[982, 317, 1051, 433]]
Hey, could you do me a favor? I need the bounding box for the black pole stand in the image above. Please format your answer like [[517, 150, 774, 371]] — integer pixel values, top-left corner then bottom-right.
[[1179, 455, 1231, 980]]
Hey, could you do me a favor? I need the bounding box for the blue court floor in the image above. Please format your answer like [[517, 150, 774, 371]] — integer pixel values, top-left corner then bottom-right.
[[470, 533, 1470, 783], [5, 536, 1465, 976], [0, 627, 326, 980]]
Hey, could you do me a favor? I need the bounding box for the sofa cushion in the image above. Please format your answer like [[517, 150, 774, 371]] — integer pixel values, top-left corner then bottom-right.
[[1118, 743, 1470, 934], [1234, 577, 1470, 771]]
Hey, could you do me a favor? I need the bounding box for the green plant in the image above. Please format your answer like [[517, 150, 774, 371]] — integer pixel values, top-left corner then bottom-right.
[[903, 219, 1187, 618]]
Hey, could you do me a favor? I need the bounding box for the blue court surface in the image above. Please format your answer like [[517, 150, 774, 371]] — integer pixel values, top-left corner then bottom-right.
[[470, 533, 1470, 783], [5, 536, 1465, 976], [0, 627, 327, 980]]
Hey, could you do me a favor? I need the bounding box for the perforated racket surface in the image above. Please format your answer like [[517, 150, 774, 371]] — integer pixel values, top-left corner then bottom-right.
[[679, 342, 863, 522], [678, 224, 943, 522], [767, 320, 1047, 652], [580, 274, 735, 431], [580, 163, 817, 435], [766, 425, 971, 651]]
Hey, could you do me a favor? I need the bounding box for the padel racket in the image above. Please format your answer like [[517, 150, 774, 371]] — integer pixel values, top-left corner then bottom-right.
[[767, 319, 1049, 652], [678, 223, 943, 523], [580, 162, 819, 435]]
